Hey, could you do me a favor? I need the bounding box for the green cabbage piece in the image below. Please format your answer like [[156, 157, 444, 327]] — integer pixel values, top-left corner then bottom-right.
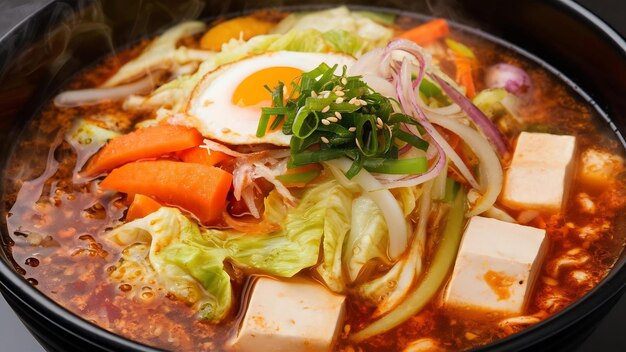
[[311, 181, 353, 293], [344, 195, 390, 283], [106, 180, 359, 321], [322, 30, 367, 57], [107, 207, 232, 322], [65, 118, 120, 176], [271, 6, 393, 51]]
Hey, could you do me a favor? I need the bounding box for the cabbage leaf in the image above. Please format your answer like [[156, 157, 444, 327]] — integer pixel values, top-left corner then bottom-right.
[[106, 181, 359, 321], [107, 207, 232, 322], [344, 194, 390, 283], [271, 6, 393, 52], [309, 181, 353, 293]]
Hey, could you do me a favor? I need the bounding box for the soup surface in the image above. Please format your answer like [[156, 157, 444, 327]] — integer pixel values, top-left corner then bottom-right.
[[3, 7, 626, 352]]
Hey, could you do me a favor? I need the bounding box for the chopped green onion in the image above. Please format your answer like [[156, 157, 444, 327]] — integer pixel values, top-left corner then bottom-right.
[[444, 177, 461, 202], [276, 169, 321, 184], [345, 153, 364, 179], [394, 128, 429, 151], [292, 107, 318, 139], [363, 157, 427, 174], [256, 113, 271, 137], [257, 63, 434, 179], [419, 79, 444, 98], [355, 114, 378, 157], [290, 149, 353, 167]]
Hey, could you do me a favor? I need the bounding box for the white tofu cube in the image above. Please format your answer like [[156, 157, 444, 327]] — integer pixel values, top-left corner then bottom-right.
[[229, 278, 346, 352], [502, 132, 576, 212], [579, 149, 623, 186], [445, 216, 548, 315]]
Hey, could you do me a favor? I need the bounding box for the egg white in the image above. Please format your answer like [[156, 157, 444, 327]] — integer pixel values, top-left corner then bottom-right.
[[187, 51, 355, 146]]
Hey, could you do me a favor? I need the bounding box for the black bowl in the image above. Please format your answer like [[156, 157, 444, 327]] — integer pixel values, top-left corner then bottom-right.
[[1, 1, 626, 351]]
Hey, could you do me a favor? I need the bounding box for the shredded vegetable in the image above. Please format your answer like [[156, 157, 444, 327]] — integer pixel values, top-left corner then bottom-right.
[[352, 187, 467, 341]]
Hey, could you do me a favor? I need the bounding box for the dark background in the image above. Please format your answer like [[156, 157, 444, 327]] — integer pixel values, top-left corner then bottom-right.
[[0, 0, 625, 351]]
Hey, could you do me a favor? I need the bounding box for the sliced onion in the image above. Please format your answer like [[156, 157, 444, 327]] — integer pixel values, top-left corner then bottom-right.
[[430, 73, 509, 155], [483, 206, 516, 223], [395, 58, 479, 189], [417, 97, 461, 116], [361, 74, 396, 99], [252, 163, 297, 206], [429, 115, 503, 216], [380, 39, 431, 87], [485, 63, 532, 96], [348, 48, 385, 76], [54, 75, 156, 108], [325, 158, 408, 260], [240, 186, 260, 218]]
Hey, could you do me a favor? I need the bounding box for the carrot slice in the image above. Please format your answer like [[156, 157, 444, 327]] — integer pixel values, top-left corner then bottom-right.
[[454, 57, 476, 98], [127, 194, 162, 221], [397, 18, 449, 46], [100, 160, 233, 224], [84, 125, 204, 176], [178, 145, 233, 166]]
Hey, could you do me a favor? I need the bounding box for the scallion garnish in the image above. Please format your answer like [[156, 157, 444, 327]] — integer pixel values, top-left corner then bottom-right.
[[258, 63, 430, 178]]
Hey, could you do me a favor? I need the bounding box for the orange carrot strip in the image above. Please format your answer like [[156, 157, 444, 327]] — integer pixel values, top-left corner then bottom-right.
[[84, 125, 204, 176], [100, 160, 233, 224], [126, 194, 162, 221], [454, 57, 476, 98], [178, 145, 233, 167], [397, 19, 449, 46]]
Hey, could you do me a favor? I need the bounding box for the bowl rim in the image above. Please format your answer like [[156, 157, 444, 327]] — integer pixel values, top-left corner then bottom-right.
[[1, 0, 626, 351]]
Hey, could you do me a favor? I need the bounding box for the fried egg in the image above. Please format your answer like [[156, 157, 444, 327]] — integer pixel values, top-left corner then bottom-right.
[[187, 51, 355, 146]]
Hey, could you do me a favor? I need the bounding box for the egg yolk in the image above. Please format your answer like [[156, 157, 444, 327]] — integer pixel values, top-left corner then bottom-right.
[[232, 66, 303, 107]]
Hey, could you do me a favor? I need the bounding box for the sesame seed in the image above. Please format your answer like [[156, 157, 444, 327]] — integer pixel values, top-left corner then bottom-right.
[[321, 119, 331, 125], [221, 128, 231, 133], [349, 97, 358, 105], [321, 106, 330, 113], [335, 90, 345, 97], [377, 117, 384, 126], [319, 90, 330, 95], [348, 127, 357, 132], [359, 99, 368, 106], [335, 97, 344, 104], [321, 136, 330, 144], [341, 77, 348, 85], [335, 112, 342, 120], [328, 117, 338, 123], [311, 91, 318, 98]]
